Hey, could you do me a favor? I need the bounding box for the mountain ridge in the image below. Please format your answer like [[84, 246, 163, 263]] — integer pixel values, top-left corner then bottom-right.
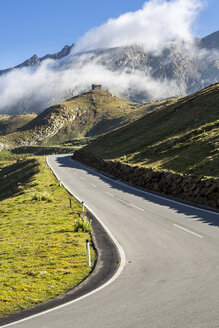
[[1, 31, 218, 74], [0, 44, 74, 76]]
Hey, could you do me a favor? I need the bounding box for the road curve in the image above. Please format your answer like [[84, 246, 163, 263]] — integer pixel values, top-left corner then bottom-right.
[[2, 154, 219, 328]]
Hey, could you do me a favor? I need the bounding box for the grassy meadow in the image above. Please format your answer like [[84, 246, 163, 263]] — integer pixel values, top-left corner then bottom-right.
[[0, 156, 94, 317]]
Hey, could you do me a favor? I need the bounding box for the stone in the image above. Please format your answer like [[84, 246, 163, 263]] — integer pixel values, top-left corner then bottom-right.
[[73, 150, 219, 211]]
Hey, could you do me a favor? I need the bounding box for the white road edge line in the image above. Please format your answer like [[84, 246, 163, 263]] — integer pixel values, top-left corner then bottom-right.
[[90, 183, 97, 188], [0, 159, 126, 328], [105, 191, 114, 197], [173, 224, 204, 238], [69, 158, 218, 216], [129, 203, 144, 212]]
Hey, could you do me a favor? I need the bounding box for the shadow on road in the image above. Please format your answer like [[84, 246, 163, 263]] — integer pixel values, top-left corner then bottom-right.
[[55, 155, 219, 228]]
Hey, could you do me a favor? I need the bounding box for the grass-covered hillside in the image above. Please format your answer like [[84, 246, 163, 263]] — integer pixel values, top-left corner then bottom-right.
[[0, 157, 94, 317], [0, 114, 37, 136], [83, 83, 219, 178], [0, 89, 177, 147]]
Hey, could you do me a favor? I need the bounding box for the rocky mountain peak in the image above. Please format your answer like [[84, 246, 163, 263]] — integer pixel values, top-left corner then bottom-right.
[[21, 54, 40, 67]]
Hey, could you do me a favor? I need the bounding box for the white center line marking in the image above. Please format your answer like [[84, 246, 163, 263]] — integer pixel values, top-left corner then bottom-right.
[[173, 224, 203, 238], [105, 192, 114, 197], [90, 183, 97, 188], [130, 203, 144, 212], [80, 177, 85, 180]]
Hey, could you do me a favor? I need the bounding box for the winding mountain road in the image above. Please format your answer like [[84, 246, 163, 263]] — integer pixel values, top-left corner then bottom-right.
[[3, 154, 219, 328]]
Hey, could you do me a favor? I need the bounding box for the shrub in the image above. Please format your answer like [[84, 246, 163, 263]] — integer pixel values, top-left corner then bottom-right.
[[73, 217, 93, 233], [32, 192, 54, 202]]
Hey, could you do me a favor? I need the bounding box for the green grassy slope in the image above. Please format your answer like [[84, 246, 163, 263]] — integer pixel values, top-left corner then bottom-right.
[[0, 89, 177, 147], [83, 83, 219, 177], [0, 158, 94, 317]]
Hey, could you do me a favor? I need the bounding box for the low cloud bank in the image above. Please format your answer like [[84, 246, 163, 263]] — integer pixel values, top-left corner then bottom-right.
[[0, 54, 183, 114]]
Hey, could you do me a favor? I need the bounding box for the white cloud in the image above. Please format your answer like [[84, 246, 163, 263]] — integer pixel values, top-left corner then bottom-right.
[[73, 0, 203, 54]]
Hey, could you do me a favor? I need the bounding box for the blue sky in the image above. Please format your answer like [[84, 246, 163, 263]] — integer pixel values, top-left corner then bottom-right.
[[0, 0, 218, 69]]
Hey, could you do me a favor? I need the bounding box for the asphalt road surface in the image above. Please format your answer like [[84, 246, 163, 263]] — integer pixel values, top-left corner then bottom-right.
[[3, 154, 219, 328]]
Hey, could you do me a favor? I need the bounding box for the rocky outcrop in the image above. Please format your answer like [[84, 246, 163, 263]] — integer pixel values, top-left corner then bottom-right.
[[73, 150, 219, 210], [16, 104, 79, 145], [0, 141, 10, 151], [0, 142, 5, 151]]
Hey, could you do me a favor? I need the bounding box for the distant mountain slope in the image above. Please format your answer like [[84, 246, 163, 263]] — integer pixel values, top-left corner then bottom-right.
[[0, 89, 177, 147], [0, 113, 37, 136], [199, 30, 219, 50], [81, 82, 219, 177], [0, 44, 74, 76]]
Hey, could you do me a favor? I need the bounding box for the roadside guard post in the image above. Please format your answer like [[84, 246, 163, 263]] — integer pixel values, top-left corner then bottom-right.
[[82, 201, 85, 212], [86, 239, 91, 266]]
